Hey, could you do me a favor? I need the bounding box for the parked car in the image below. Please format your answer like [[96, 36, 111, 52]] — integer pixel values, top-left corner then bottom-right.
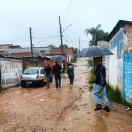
[[20, 67, 47, 87]]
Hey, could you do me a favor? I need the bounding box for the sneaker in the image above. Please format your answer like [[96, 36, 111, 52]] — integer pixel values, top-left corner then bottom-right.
[[103, 106, 110, 112], [94, 104, 102, 111]]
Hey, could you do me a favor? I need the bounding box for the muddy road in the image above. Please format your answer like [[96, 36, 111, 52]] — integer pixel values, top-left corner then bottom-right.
[[0, 58, 132, 132]]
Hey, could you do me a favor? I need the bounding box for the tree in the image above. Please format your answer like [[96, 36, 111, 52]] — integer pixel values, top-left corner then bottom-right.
[[84, 24, 108, 46], [48, 44, 56, 49], [59, 44, 68, 48]]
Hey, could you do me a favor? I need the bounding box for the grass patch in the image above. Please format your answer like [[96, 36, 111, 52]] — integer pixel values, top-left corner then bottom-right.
[[106, 85, 123, 104], [106, 85, 132, 108], [88, 74, 95, 84]]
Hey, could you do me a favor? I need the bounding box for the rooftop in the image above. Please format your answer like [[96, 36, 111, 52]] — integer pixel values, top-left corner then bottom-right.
[[106, 20, 132, 41]]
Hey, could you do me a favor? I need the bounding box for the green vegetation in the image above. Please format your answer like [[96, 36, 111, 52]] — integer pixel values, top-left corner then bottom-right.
[[84, 24, 109, 46], [106, 85, 123, 104], [88, 74, 95, 84], [87, 59, 93, 67]]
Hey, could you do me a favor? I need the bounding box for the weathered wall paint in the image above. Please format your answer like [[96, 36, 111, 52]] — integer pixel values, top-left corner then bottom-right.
[[117, 58, 123, 96], [108, 28, 124, 90], [0, 59, 22, 88], [108, 27, 132, 104], [123, 53, 132, 104], [108, 48, 118, 88]]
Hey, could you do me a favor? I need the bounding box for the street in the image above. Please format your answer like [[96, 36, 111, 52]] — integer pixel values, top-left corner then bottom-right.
[[0, 58, 132, 132]]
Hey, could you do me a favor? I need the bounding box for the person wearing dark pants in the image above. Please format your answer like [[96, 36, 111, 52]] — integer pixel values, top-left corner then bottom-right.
[[44, 64, 51, 88], [67, 63, 74, 88], [53, 62, 62, 88], [92, 57, 110, 112], [55, 75, 61, 88]]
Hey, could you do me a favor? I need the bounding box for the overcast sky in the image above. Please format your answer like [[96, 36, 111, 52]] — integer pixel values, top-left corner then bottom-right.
[[0, 0, 132, 49]]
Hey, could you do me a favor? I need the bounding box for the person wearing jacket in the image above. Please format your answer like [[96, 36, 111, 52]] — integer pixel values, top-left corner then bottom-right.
[[92, 57, 110, 112], [44, 64, 51, 88], [67, 63, 74, 87], [53, 62, 62, 88]]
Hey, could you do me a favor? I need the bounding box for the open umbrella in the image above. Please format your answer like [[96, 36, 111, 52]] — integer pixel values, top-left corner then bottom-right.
[[79, 46, 113, 57], [50, 55, 65, 62]]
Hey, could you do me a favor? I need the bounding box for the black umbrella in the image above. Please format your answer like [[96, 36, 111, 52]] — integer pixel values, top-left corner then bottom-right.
[[79, 46, 113, 57], [50, 55, 65, 62]]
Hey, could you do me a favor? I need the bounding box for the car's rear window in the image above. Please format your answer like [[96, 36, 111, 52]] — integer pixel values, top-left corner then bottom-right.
[[23, 69, 39, 75]]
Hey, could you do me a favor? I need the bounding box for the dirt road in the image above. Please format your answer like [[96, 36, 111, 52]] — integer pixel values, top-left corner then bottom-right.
[[0, 58, 132, 132]]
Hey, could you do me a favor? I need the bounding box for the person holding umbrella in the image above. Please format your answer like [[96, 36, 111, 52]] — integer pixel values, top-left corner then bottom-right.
[[78, 45, 113, 112], [92, 57, 110, 112], [53, 61, 62, 88]]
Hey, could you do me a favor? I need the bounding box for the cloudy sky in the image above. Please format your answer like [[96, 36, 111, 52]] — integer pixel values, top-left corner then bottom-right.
[[0, 0, 132, 49]]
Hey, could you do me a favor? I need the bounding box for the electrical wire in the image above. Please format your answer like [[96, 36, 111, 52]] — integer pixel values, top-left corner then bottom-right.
[[64, 0, 73, 26], [71, 0, 90, 25]]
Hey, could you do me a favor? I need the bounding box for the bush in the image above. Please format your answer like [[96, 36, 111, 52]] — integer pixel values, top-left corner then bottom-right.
[[88, 74, 95, 84], [106, 85, 123, 104], [87, 59, 93, 67]]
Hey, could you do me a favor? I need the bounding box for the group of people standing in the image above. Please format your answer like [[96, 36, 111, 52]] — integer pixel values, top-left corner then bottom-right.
[[44, 62, 74, 89]]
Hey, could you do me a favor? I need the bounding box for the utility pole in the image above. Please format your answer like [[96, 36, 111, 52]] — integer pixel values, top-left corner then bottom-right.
[[79, 37, 80, 52], [29, 27, 33, 62], [59, 16, 64, 55]]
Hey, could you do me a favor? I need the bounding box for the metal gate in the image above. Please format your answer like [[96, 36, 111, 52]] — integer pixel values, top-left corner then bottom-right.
[[0, 59, 22, 88]]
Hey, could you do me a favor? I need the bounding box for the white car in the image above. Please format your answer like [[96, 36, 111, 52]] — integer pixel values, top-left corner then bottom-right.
[[20, 67, 47, 87]]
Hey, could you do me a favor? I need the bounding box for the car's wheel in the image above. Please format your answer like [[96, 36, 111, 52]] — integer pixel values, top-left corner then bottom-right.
[[40, 80, 44, 86], [21, 81, 26, 87]]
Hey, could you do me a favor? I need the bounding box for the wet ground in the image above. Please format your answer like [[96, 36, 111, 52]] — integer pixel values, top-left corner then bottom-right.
[[0, 58, 132, 132]]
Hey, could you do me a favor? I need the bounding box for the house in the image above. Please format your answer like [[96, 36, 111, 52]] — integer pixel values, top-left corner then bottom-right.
[[51, 48, 74, 63], [1, 46, 51, 58], [0, 44, 53, 88], [106, 20, 132, 104]]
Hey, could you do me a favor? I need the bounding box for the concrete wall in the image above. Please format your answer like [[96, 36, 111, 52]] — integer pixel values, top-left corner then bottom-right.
[[108, 26, 132, 104], [123, 53, 132, 104], [124, 25, 132, 52], [108, 48, 118, 88], [108, 28, 124, 90]]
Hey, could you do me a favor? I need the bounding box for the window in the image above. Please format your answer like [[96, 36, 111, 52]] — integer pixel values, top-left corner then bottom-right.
[[40, 69, 44, 74]]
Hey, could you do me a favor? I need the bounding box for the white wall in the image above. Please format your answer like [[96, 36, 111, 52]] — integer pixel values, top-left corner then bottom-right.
[[108, 48, 118, 88], [0, 59, 22, 88]]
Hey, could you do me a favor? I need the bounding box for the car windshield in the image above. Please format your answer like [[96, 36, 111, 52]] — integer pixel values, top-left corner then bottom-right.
[[23, 68, 39, 75]]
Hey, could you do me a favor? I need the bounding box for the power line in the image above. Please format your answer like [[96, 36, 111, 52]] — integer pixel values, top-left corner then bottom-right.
[[64, 0, 73, 26], [32, 30, 59, 40], [63, 32, 75, 43], [71, 0, 90, 25], [32, 33, 59, 45], [34, 36, 59, 47]]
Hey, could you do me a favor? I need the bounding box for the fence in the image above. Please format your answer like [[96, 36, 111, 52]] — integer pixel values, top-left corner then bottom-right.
[[0, 59, 22, 89]]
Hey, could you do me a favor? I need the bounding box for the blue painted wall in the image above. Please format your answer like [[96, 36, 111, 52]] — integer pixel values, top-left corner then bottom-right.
[[108, 28, 132, 104], [123, 53, 132, 104], [109, 28, 124, 58]]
